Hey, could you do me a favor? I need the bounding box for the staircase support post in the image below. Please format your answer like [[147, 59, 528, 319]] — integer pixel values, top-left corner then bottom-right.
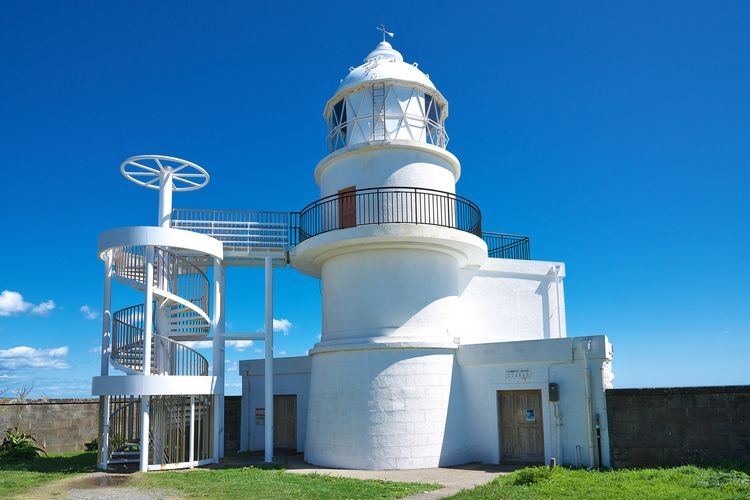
[[212, 259, 225, 461], [264, 256, 274, 463], [140, 245, 155, 472], [140, 396, 150, 472], [189, 395, 195, 468], [98, 250, 113, 470]]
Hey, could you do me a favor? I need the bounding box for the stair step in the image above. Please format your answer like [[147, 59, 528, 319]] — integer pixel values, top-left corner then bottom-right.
[[108, 458, 140, 464], [112, 451, 140, 458]]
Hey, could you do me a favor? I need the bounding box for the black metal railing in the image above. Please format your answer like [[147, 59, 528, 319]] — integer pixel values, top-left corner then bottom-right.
[[111, 304, 209, 376], [297, 186, 481, 242], [482, 232, 530, 260]]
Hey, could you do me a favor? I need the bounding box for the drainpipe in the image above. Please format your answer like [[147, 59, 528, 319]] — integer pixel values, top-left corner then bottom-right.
[[581, 338, 595, 468], [552, 265, 563, 338]]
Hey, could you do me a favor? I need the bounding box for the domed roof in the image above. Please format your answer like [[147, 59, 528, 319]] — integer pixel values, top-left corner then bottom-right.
[[337, 41, 437, 92]]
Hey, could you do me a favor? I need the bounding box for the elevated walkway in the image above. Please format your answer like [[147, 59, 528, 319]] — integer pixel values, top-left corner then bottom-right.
[[170, 208, 294, 266], [170, 207, 530, 266]]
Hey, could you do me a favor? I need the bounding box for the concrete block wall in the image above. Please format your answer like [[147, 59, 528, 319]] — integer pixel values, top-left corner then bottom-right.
[[606, 386, 750, 468], [0, 399, 99, 453], [0, 397, 244, 455]]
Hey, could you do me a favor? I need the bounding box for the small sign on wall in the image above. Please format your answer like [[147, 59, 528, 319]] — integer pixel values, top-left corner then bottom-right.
[[255, 407, 265, 425], [506, 369, 531, 381], [525, 408, 536, 422]]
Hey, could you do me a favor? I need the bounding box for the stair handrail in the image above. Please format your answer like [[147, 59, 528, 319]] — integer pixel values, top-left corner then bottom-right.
[[111, 304, 208, 376], [112, 246, 210, 315]]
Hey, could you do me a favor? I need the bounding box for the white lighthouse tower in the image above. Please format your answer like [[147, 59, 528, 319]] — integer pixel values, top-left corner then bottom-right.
[[293, 39, 486, 469]]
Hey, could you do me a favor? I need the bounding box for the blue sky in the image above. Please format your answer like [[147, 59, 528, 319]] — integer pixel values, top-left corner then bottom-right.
[[1, 1, 748, 398]]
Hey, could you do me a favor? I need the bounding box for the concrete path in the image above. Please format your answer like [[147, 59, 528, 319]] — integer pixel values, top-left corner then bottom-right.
[[240, 452, 518, 498], [285, 460, 515, 498]]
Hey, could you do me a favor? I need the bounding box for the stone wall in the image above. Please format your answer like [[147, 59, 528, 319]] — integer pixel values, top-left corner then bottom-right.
[[606, 386, 750, 468], [0, 399, 99, 453], [0, 396, 243, 454]]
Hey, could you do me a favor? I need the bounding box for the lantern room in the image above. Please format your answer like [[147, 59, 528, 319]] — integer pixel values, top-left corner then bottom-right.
[[324, 41, 449, 152]]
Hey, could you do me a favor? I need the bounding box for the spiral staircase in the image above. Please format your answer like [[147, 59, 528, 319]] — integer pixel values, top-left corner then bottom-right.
[[93, 156, 225, 471]]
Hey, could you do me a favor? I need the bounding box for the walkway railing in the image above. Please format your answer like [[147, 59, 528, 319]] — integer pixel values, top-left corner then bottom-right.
[[482, 232, 530, 260], [170, 204, 531, 260], [171, 209, 289, 252], [297, 186, 482, 242]]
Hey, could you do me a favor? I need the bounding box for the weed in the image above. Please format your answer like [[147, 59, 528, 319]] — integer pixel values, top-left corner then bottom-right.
[[0, 425, 46, 460]]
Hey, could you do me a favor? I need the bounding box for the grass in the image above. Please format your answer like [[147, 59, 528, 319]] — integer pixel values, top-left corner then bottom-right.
[[129, 466, 441, 499], [450, 462, 750, 499], [0, 450, 97, 496]]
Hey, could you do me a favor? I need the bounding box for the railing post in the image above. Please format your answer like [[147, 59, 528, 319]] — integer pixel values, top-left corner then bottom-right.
[[189, 395, 195, 468]]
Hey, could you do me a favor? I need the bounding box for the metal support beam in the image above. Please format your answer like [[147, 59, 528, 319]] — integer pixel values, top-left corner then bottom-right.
[[264, 256, 274, 463], [212, 259, 226, 460], [189, 395, 195, 468], [140, 246, 155, 472], [98, 250, 113, 470]]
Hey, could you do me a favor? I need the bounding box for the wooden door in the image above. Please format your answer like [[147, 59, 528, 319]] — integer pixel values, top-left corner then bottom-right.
[[338, 186, 356, 229], [273, 395, 297, 450], [498, 390, 544, 463]]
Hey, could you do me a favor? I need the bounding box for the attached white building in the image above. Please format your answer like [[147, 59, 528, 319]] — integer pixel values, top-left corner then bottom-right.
[[240, 41, 614, 469]]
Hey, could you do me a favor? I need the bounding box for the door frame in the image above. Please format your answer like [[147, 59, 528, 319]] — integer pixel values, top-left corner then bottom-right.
[[495, 387, 549, 465]]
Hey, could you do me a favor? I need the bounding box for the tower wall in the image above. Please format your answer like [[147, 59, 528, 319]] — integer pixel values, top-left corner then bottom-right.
[[304, 348, 467, 469], [316, 146, 459, 197], [320, 248, 460, 346]]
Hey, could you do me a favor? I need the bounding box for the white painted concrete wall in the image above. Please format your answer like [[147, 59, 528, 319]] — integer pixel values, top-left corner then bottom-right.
[[316, 145, 459, 196], [304, 347, 467, 469], [457, 258, 567, 344], [239, 356, 311, 453], [320, 249, 460, 346], [457, 335, 612, 468]]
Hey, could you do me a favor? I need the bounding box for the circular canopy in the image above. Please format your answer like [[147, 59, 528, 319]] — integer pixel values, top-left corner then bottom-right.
[[120, 155, 210, 191], [338, 41, 437, 93]]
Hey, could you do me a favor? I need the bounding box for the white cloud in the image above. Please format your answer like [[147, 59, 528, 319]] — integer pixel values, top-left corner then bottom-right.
[[31, 300, 56, 316], [0, 290, 31, 316], [0, 346, 69, 370], [180, 340, 213, 349], [227, 340, 253, 351], [277, 349, 287, 356], [180, 340, 253, 352], [0, 291, 56, 317], [88, 346, 102, 354], [273, 318, 292, 336], [80, 305, 99, 320]]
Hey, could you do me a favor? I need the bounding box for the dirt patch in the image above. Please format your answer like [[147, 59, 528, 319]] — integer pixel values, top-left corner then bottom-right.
[[13, 472, 178, 500]]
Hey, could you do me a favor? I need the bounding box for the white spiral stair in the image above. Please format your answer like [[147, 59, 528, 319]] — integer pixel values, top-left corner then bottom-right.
[[102, 244, 216, 469]]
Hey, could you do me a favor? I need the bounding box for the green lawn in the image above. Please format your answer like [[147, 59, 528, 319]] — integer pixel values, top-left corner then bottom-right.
[[450, 463, 750, 499], [0, 450, 98, 496], [5, 452, 750, 500], [129, 467, 440, 499]]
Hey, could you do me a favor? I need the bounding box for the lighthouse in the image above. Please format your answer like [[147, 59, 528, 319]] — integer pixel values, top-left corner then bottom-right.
[[293, 40, 487, 469], [95, 36, 615, 472]]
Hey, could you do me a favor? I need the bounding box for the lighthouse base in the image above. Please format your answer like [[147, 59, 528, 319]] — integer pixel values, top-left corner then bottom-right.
[[304, 346, 467, 469]]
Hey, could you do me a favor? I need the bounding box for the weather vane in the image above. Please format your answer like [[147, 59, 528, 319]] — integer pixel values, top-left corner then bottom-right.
[[377, 24, 394, 42]]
